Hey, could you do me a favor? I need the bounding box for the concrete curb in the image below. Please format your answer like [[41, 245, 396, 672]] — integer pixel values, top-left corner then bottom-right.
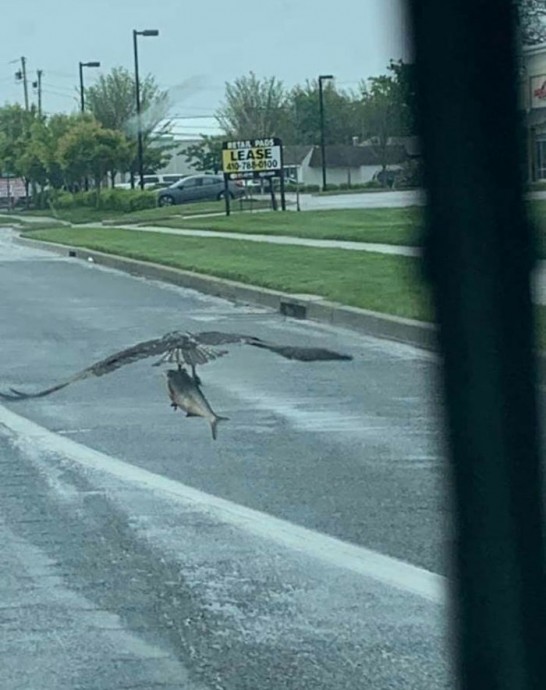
[[16, 234, 439, 352], [13, 233, 546, 380]]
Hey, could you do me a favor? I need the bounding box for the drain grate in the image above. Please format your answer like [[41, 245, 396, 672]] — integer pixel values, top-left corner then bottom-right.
[[280, 301, 307, 319]]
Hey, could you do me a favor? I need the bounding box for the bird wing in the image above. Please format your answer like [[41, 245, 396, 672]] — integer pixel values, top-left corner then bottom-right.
[[194, 331, 353, 362], [0, 331, 226, 401], [0, 329, 352, 402]]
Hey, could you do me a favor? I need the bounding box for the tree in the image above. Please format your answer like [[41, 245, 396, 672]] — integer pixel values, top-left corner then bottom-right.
[[40, 113, 80, 189], [359, 60, 417, 175], [0, 104, 37, 177], [285, 80, 363, 145], [517, 0, 546, 45], [85, 67, 173, 178], [184, 135, 223, 173], [216, 72, 290, 139], [57, 119, 132, 195], [386, 59, 417, 136]]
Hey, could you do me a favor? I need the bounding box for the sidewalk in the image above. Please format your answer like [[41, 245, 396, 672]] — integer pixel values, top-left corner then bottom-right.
[[106, 223, 421, 257]]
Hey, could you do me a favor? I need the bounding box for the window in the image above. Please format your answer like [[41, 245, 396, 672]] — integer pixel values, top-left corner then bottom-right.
[[163, 175, 182, 184], [201, 176, 219, 186], [181, 177, 201, 188]]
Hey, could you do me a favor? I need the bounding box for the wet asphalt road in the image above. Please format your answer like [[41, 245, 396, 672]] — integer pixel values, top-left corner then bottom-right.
[[0, 230, 452, 689]]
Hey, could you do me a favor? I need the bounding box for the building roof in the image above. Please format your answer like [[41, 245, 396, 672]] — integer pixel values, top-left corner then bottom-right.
[[309, 144, 409, 168], [282, 145, 313, 166], [154, 116, 224, 142]]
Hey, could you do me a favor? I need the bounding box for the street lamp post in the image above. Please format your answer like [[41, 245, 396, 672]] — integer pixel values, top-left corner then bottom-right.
[[133, 29, 159, 190], [79, 61, 101, 113], [78, 61, 100, 191], [318, 74, 334, 192]]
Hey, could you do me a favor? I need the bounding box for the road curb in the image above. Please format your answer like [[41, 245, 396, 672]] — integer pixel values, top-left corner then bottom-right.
[[13, 234, 546, 379], [16, 233, 439, 352]]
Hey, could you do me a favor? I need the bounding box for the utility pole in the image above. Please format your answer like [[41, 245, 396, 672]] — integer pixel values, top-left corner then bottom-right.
[[15, 57, 29, 111], [318, 75, 333, 192], [133, 29, 159, 190], [32, 70, 43, 116]]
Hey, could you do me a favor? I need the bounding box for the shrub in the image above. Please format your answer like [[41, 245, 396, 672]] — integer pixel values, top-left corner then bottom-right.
[[47, 188, 157, 212]]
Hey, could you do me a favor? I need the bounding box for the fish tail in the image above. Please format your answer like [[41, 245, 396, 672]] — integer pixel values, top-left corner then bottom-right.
[[210, 415, 229, 440]]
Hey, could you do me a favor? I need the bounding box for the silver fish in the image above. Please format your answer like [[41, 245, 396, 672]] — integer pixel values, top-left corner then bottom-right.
[[166, 368, 228, 440]]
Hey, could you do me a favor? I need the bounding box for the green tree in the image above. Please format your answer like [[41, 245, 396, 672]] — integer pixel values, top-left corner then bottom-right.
[[85, 66, 173, 179], [386, 59, 417, 136], [40, 113, 80, 189], [285, 80, 363, 145], [184, 135, 223, 173], [57, 119, 132, 196], [0, 104, 37, 177], [359, 61, 417, 175], [216, 72, 290, 139]]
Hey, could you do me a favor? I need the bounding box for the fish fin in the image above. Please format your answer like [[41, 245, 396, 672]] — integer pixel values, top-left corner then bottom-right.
[[211, 415, 229, 440], [185, 412, 200, 417]]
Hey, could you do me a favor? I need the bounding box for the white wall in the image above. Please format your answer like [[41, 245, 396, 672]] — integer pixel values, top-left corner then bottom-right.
[[300, 164, 391, 186], [157, 141, 201, 176]]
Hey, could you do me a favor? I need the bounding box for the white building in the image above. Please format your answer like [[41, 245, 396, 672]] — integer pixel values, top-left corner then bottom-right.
[[154, 116, 223, 176], [283, 140, 418, 187]]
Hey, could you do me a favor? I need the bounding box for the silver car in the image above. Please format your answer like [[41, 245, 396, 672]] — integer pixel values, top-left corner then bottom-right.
[[157, 174, 245, 206]]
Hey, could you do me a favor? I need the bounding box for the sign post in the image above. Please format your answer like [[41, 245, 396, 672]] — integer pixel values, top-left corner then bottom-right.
[[221, 137, 285, 214], [223, 175, 231, 217]]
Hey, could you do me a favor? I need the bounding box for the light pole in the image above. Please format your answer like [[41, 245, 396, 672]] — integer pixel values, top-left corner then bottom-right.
[[79, 61, 100, 192], [79, 61, 101, 113], [318, 74, 333, 192], [133, 29, 159, 190]]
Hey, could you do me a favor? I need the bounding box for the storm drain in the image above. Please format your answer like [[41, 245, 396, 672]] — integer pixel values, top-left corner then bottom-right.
[[280, 301, 307, 319]]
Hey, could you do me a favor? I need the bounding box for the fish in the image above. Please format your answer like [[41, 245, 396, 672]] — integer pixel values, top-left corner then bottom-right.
[[166, 368, 229, 440]]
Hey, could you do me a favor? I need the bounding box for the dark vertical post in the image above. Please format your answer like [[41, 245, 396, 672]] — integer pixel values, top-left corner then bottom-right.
[[319, 77, 326, 192], [279, 139, 286, 211], [133, 30, 144, 191], [79, 62, 85, 113], [35, 70, 43, 116], [223, 176, 230, 216], [269, 178, 278, 210], [408, 2, 546, 689], [21, 57, 29, 111]]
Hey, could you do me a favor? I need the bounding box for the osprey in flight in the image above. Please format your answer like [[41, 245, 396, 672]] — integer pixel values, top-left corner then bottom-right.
[[0, 329, 353, 402]]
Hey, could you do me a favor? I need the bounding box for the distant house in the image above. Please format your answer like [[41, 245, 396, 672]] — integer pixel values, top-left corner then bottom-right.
[[282, 139, 418, 187]]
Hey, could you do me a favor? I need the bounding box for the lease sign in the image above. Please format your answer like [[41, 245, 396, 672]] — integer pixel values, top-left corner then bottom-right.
[[222, 138, 283, 179]]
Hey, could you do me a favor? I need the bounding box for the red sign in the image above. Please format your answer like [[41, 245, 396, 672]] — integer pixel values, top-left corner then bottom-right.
[[534, 80, 546, 100]]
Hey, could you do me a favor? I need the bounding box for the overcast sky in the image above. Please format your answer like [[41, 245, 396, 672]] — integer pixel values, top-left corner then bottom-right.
[[1, 0, 411, 134]]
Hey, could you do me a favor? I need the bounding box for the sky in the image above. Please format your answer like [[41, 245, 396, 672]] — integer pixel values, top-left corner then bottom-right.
[[0, 0, 411, 138]]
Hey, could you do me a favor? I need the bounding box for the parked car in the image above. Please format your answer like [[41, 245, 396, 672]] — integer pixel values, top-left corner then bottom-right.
[[157, 174, 245, 206], [115, 174, 186, 191]]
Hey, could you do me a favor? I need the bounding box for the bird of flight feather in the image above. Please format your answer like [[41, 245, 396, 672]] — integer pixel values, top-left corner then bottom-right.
[[0, 330, 352, 402]]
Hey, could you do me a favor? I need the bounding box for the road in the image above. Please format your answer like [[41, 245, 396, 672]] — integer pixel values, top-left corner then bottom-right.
[[0, 230, 451, 689]]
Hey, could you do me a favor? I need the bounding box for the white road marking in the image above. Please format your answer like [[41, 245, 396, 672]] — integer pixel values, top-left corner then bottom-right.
[[0, 405, 446, 604]]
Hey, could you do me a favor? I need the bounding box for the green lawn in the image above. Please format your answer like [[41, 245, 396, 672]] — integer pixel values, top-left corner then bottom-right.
[[22, 198, 272, 226], [153, 200, 546, 257], [155, 207, 425, 245], [21, 224, 546, 350], [24, 226, 430, 321]]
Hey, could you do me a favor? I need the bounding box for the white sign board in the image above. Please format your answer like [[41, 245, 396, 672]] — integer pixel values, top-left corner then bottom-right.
[[530, 75, 546, 109], [222, 138, 283, 179]]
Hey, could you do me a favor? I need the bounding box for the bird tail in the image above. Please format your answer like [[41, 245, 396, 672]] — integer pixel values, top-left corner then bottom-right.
[[211, 415, 229, 440]]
